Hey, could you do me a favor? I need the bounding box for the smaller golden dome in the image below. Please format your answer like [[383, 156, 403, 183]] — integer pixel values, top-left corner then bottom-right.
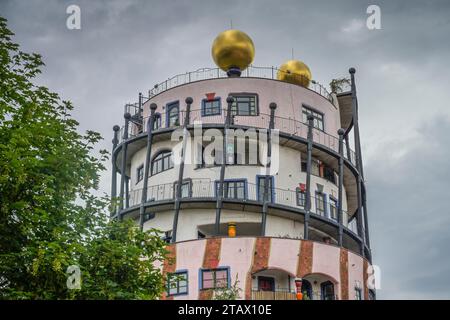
[[211, 29, 255, 72], [277, 59, 312, 87]]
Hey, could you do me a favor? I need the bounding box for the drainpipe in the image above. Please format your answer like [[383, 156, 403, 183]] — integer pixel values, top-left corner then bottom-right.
[[304, 114, 314, 240], [214, 96, 234, 235], [261, 102, 277, 236], [349, 67, 366, 257], [172, 97, 193, 243], [110, 125, 120, 218], [139, 103, 157, 231], [119, 112, 131, 220], [337, 129, 345, 246]]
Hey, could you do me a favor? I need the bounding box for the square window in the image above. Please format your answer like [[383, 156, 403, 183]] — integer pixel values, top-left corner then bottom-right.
[[302, 105, 324, 131], [167, 271, 188, 296], [202, 99, 221, 116], [230, 95, 258, 116], [201, 268, 229, 290]]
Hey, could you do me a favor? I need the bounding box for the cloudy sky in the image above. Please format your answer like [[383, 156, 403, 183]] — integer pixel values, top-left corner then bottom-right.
[[2, 0, 450, 299]]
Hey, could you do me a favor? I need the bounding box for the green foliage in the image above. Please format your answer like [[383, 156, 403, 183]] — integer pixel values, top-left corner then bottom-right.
[[213, 275, 242, 300], [0, 16, 168, 299], [329, 77, 351, 93]]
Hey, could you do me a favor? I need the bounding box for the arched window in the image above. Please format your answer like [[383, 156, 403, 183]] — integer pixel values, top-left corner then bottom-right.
[[151, 150, 173, 175], [167, 102, 179, 127], [301, 279, 313, 300]]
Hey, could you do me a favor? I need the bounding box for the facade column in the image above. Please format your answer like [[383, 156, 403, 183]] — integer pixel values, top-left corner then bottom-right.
[[349, 67, 366, 256], [110, 125, 120, 217], [304, 114, 314, 240], [139, 103, 157, 231], [119, 112, 131, 219], [337, 128, 345, 246], [261, 102, 277, 236], [172, 97, 193, 243], [214, 96, 234, 235]]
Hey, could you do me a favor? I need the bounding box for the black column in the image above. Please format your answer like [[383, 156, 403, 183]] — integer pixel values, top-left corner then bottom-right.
[[110, 125, 120, 217], [119, 112, 131, 219], [214, 96, 234, 235], [172, 97, 193, 243], [261, 102, 277, 236], [349, 67, 366, 256], [139, 103, 157, 231], [304, 114, 314, 240], [337, 128, 345, 246]]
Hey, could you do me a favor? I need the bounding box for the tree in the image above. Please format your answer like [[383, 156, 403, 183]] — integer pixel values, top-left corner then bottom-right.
[[213, 275, 242, 300], [0, 16, 168, 299]]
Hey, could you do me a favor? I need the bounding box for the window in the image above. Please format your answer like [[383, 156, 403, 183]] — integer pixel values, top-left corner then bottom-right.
[[302, 105, 324, 131], [200, 268, 229, 289], [329, 197, 338, 221], [301, 158, 320, 176], [369, 289, 376, 300], [257, 176, 274, 202], [151, 150, 173, 175], [230, 94, 258, 116], [167, 102, 180, 127], [162, 230, 172, 243], [216, 180, 246, 199], [136, 164, 144, 183], [173, 180, 192, 198], [296, 188, 306, 207], [355, 287, 362, 300], [315, 192, 326, 216], [152, 113, 161, 130], [167, 271, 188, 296], [143, 212, 155, 222], [202, 98, 221, 116], [323, 166, 336, 184]]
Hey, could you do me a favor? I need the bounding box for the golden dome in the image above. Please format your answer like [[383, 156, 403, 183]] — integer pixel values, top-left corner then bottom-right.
[[277, 59, 312, 87], [211, 29, 255, 72]]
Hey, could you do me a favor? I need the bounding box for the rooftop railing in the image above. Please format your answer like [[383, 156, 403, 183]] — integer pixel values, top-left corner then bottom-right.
[[126, 178, 358, 235], [119, 108, 357, 167], [147, 65, 333, 102]]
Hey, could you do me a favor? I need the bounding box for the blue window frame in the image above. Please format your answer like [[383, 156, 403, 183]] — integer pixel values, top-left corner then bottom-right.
[[167, 270, 188, 296], [329, 197, 338, 221], [201, 98, 221, 116], [166, 101, 180, 127], [152, 112, 161, 130], [136, 164, 144, 184], [199, 267, 230, 290], [256, 175, 274, 203], [215, 179, 247, 200], [296, 187, 306, 207], [315, 191, 326, 216]]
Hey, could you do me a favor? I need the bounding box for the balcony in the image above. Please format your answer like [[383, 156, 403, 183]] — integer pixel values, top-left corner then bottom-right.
[[118, 108, 357, 167], [125, 178, 358, 235]]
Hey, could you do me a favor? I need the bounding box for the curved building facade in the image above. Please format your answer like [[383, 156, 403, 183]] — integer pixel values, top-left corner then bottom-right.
[[111, 65, 374, 300]]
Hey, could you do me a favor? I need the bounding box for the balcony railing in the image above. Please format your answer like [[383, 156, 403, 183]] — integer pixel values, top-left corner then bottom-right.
[[251, 290, 297, 300], [147, 65, 332, 102], [125, 179, 357, 234], [118, 108, 357, 167]]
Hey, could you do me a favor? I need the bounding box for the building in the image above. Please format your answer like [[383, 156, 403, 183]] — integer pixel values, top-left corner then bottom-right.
[[110, 30, 374, 300]]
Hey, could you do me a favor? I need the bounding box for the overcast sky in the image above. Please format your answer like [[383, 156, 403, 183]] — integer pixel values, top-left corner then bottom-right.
[[2, 0, 450, 299]]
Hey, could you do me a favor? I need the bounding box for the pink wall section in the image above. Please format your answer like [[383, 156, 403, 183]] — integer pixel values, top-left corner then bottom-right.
[[144, 77, 340, 137], [167, 237, 369, 300], [173, 239, 206, 300], [268, 238, 299, 276], [312, 242, 341, 296], [218, 237, 256, 300], [348, 251, 364, 300]]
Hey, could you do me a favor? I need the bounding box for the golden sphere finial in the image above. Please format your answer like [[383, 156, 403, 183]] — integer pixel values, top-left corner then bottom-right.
[[211, 29, 255, 73], [277, 59, 312, 87]]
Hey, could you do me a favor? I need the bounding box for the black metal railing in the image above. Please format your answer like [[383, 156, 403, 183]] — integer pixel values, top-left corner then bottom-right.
[[118, 108, 357, 167], [147, 65, 332, 102], [125, 179, 357, 234]]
